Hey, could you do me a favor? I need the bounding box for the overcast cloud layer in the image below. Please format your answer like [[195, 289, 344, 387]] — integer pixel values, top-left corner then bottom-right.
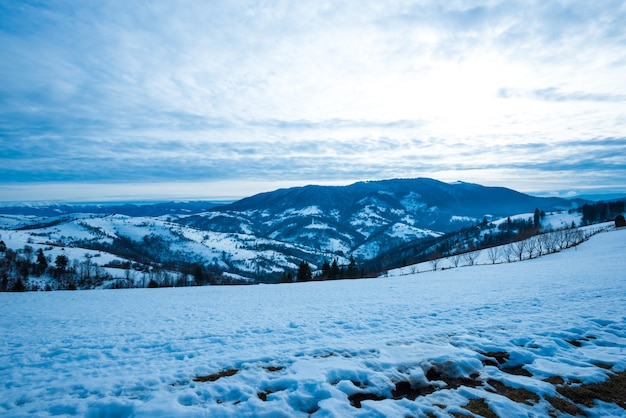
[[1, 1, 625, 202]]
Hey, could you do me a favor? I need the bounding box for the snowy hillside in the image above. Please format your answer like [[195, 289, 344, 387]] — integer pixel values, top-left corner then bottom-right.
[[0, 179, 612, 286], [1, 225, 624, 416], [182, 178, 580, 262], [0, 213, 317, 286]]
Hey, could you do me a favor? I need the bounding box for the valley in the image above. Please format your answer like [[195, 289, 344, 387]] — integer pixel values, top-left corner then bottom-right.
[[0, 178, 618, 291]]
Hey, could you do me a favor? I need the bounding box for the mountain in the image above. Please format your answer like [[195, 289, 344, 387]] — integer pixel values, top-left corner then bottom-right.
[[0, 178, 585, 285], [181, 178, 579, 260], [0, 201, 227, 217]]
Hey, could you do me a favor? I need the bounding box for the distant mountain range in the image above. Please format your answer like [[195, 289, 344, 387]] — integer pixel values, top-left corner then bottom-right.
[[0, 200, 225, 217], [180, 178, 583, 260], [0, 178, 587, 281]]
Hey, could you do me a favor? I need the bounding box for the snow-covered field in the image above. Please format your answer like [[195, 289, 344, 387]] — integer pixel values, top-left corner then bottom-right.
[[1, 227, 625, 417]]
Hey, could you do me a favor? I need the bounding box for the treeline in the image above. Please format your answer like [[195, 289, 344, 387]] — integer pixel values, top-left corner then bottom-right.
[[0, 239, 229, 292], [279, 255, 362, 283], [578, 200, 625, 225], [401, 224, 603, 275], [364, 208, 586, 276], [0, 243, 116, 292]]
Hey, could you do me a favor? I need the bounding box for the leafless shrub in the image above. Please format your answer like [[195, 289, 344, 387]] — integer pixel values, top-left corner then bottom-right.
[[429, 250, 443, 271], [543, 232, 558, 254], [487, 246, 501, 264], [463, 250, 480, 266], [513, 239, 527, 261], [526, 236, 538, 259], [450, 253, 462, 268], [429, 257, 440, 271], [503, 244, 515, 263]]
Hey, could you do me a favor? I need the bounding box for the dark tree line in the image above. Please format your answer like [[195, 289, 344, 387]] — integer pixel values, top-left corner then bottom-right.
[[366, 208, 558, 276], [0, 243, 114, 292], [0, 239, 226, 292], [281, 255, 362, 284], [318, 256, 359, 280], [579, 200, 625, 225]]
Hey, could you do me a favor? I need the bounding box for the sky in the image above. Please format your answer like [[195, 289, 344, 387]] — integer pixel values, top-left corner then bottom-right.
[[1, 0, 625, 203]]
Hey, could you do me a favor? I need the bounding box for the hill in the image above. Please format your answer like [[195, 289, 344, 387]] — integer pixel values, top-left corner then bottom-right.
[[1, 224, 624, 416], [0, 178, 588, 287]]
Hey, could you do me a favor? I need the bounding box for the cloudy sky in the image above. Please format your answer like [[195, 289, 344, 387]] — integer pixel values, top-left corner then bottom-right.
[[1, 1, 625, 202]]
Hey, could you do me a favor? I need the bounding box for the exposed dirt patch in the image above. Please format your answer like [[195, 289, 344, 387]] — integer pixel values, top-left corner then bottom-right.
[[480, 351, 510, 367], [314, 352, 335, 358], [348, 392, 387, 408], [556, 370, 626, 408], [257, 389, 277, 402], [566, 339, 583, 347], [593, 362, 612, 370], [193, 368, 238, 382], [500, 365, 533, 377], [349, 368, 483, 409], [262, 365, 284, 372], [462, 398, 498, 418], [392, 380, 435, 400], [425, 366, 482, 390], [486, 379, 540, 405], [545, 395, 584, 416], [543, 375, 565, 385]]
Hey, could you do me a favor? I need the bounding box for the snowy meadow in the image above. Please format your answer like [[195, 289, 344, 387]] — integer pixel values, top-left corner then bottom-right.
[[1, 226, 625, 417]]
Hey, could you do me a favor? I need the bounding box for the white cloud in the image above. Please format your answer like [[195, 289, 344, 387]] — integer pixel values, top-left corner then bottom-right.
[[0, 0, 625, 200]]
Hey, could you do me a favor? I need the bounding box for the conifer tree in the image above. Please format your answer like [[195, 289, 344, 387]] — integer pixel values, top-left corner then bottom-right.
[[296, 260, 312, 282], [331, 259, 340, 279]]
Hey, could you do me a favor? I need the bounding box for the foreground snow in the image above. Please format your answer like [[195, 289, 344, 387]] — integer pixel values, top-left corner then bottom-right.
[[1, 228, 625, 417]]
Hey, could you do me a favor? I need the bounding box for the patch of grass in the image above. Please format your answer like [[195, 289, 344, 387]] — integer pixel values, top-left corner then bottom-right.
[[257, 390, 277, 402], [500, 365, 533, 377], [593, 362, 612, 370], [545, 396, 583, 416], [566, 339, 583, 347], [425, 366, 482, 389], [556, 370, 626, 408], [392, 380, 435, 400], [463, 398, 497, 418], [480, 351, 510, 367], [486, 379, 540, 405], [543, 375, 565, 385], [315, 352, 335, 358], [193, 368, 238, 382], [348, 392, 386, 408], [262, 365, 284, 372]]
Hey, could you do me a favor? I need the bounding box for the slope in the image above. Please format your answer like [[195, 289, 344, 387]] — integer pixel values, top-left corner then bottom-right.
[[0, 224, 624, 417]]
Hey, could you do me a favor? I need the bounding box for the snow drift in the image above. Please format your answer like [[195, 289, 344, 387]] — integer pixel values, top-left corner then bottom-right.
[[1, 226, 624, 417]]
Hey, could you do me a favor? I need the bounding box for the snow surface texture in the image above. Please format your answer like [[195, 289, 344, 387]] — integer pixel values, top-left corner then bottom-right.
[[1, 228, 625, 417]]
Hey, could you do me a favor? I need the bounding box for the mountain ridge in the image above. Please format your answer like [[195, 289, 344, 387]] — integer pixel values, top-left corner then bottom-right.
[[0, 178, 590, 282]]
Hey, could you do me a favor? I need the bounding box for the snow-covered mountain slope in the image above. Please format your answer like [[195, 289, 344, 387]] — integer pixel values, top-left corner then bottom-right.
[[1, 225, 624, 417], [179, 178, 579, 261], [0, 178, 587, 282], [0, 213, 318, 282], [0, 200, 225, 217]]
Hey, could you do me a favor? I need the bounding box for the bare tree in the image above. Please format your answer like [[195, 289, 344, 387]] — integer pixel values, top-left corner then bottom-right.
[[487, 246, 501, 264], [555, 229, 567, 250], [513, 239, 527, 261], [542, 232, 557, 254], [526, 236, 538, 259], [503, 244, 515, 263], [463, 250, 480, 266], [429, 258, 440, 271], [450, 253, 462, 268], [429, 251, 442, 271]]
